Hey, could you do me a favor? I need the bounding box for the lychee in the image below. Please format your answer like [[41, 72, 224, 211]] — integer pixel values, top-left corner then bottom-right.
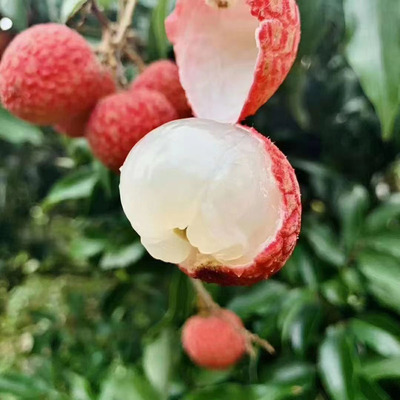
[[182, 309, 246, 369], [166, 0, 301, 123], [87, 89, 178, 171], [120, 118, 301, 286], [130, 60, 192, 118], [54, 69, 117, 138], [0, 23, 110, 125]]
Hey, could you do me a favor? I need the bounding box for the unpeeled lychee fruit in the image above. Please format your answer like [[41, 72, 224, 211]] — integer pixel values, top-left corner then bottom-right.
[[87, 89, 178, 171], [0, 23, 109, 125], [182, 309, 246, 369], [130, 60, 192, 118], [166, 0, 300, 123], [54, 69, 117, 138], [120, 118, 301, 286]]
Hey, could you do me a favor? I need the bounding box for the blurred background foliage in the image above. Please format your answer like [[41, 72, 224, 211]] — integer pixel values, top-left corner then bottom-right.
[[0, 0, 400, 399]]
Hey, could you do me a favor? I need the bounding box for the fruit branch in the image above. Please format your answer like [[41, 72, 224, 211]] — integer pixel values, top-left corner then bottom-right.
[[90, 0, 110, 29], [190, 278, 275, 355], [114, 0, 137, 46]]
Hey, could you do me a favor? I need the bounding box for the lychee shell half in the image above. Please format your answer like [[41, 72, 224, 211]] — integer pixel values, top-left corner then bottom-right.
[[182, 309, 246, 369], [130, 60, 191, 118], [166, 0, 301, 123], [0, 24, 107, 125]]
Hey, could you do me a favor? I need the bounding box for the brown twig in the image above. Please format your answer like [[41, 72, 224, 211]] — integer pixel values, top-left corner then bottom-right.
[[114, 0, 137, 47], [90, 0, 111, 29], [190, 278, 275, 355], [124, 47, 147, 73]]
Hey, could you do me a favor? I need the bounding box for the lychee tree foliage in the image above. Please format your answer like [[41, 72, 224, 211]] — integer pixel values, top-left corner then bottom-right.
[[0, 0, 400, 399]]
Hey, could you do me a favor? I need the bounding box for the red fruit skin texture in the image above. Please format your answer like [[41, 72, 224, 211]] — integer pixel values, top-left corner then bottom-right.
[[87, 89, 179, 171], [54, 70, 116, 137], [0, 24, 106, 125], [130, 60, 192, 118], [180, 126, 301, 286], [240, 0, 301, 120], [182, 310, 246, 370], [166, 0, 300, 122]]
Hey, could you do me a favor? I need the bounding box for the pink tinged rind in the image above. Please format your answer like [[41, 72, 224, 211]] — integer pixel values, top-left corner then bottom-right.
[[166, 0, 301, 123], [179, 126, 302, 286]]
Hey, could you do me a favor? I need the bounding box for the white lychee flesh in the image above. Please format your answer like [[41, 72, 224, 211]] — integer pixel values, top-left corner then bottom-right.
[[120, 118, 284, 269]]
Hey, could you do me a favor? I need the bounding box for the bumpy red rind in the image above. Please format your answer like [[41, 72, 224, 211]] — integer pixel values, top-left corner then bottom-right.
[[86, 89, 179, 171], [182, 309, 246, 370], [180, 127, 301, 286], [130, 60, 192, 118], [166, 0, 300, 123], [54, 69, 116, 138], [240, 0, 301, 120], [0, 24, 107, 125]]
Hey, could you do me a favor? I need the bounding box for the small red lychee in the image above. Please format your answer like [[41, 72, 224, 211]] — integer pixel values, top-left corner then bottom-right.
[[130, 60, 192, 118], [86, 89, 178, 171], [120, 118, 301, 286], [166, 0, 300, 123], [182, 309, 246, 370], [0, 23, 109, 125], [54, 69, 117, 138]]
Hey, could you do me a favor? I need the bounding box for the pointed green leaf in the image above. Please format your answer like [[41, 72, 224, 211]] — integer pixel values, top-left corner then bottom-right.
[[361, 357, 400, 381], [343, 0, 400, 139]]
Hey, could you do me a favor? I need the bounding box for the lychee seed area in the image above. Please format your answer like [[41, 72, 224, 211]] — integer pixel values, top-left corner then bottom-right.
[[166, 0, 258, 123], [120, 118, 284, 270]]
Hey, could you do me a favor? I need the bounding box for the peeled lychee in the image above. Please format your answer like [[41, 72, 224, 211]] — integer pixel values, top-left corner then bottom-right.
[[130, 60, 192, 118], [87, 89, 178, 171], [166, 0, 301, 123], [54, 69, 117, 138], [182, 309, 246, 369], [120, 118, 301, 286], [0, 23, 109, 125]]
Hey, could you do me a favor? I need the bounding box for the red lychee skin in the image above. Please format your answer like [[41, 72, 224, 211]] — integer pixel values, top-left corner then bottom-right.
[[182, 309, 246, 370], [130, 60, 192, 118], [166, 0, 300, 122], [86, 89, 179, 171], [0, 24, 107, 125], [180, 126, 301, 286], [240, 0, 301, 120], [54, 69, 117, 138]]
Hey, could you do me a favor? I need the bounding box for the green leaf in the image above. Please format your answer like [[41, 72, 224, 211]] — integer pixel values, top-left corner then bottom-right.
[[0, 373, 53, 399], [361, 357, 400, 381], [147, 0, 170, 60], [343, 0, 400, 139], [318, 326, 359, 400], [43, 168, 98, 208], [364, 194, 400, 232], [357, 251, 400, 314], [0, 107, 43, 146], [183, 384, 295, 400], [143, 328, 175, 397], [321, 278, 349, 307], [99, 365, 161, 400], [357, 377, 391, 400], [302, 222, 346, 268], [60, 0, 88, 22], [68, 373, 94, 400], [228, 280, 288, 319], [336, 185, 369, 251], [100, 242, 144, 270], [0, 0, 28, 31], [349, 318, 400, 357], [281, 297, 323, 357], [361, 233, 400, 260]]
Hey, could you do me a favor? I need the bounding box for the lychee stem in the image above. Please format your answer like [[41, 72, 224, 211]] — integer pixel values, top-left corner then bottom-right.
[[90, 0, 110, 30], [189, 278, 275, 355]]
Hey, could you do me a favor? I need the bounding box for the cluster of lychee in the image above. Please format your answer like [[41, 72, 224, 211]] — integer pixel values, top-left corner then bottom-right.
[[0, 23, 191, 171], [0, 0, 303, 371]]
